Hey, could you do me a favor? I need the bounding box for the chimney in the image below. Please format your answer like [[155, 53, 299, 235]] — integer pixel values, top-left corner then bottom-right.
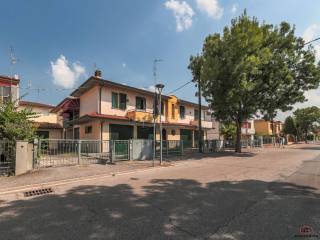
[[94, 69, 102, 78]]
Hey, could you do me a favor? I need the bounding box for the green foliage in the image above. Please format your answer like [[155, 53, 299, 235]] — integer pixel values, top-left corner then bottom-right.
[[293, 106, 320, 140], [0, 101, 37, 141], [283, 116, 297, 136], [220, 122, 237, 140], [190, 11, 320, 152]]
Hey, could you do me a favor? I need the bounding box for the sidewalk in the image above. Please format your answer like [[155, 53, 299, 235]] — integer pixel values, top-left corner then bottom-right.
[[0, 160, 172, 192], [0, 150, 254, 192]]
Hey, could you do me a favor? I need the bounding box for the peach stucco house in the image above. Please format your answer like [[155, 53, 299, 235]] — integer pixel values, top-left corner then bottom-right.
[[52, 71, 219, 147]]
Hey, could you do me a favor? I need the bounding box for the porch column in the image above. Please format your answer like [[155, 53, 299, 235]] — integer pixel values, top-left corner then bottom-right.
[[133, 125, 138, 139], [192, 130, 195, 148]]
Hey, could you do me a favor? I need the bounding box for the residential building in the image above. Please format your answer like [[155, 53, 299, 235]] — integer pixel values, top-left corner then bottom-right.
[[0, 74, 63, 139], [52, 71, 218, 146], [254, 119, 283, 136], [0, 75, 19, 103], [18, 101, 63, 139], [241, 119, 255, 140]]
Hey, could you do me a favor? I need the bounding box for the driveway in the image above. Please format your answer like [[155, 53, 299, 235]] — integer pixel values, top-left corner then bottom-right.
[[0, 144, 319, 240]]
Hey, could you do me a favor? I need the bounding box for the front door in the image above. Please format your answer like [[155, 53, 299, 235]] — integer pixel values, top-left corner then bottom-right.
[[162, 129, 167, 141]]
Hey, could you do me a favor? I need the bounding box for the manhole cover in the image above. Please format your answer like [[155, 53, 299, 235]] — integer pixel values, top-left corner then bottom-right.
[[24, 187, 54, 197]]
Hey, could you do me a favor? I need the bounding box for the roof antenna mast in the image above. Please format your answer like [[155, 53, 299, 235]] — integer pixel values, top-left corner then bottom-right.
[[9, 46, 19, 79]]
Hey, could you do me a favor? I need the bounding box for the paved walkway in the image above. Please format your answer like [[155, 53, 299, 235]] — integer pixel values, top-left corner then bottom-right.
[[0, 149, 261, 191]]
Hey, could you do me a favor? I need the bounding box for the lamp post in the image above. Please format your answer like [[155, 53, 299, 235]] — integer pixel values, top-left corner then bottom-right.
[[155, 83, 165, 165]]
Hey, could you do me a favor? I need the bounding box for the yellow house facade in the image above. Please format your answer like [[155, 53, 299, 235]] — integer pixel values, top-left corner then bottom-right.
[[254, 119, 283, 136]]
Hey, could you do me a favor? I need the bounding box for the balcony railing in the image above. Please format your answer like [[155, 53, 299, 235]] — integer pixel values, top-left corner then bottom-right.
[[127, 110, 154, 123], [241, 128, 255, 135], [190, 120, 213, 129]]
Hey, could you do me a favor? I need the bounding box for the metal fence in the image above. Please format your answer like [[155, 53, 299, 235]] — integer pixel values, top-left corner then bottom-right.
[[0, 140, 15, 175], [36, 139, 105, 168], [155, 140, 184, 157], [33, 137, 267, 169]]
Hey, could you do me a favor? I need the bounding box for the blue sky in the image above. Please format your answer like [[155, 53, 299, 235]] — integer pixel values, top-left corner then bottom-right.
[[0, 0, 320, 119]]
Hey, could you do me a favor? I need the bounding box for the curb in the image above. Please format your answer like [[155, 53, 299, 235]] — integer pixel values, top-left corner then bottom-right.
[[0, 163, 180, 196]]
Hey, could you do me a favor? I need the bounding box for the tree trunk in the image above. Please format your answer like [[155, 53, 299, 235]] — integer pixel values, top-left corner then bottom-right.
[[305, 131, 308, 143], [235, 121, 242, 153]]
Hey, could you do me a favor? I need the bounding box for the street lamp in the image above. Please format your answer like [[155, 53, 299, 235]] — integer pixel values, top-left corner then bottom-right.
[[155, 83, 165, 165]]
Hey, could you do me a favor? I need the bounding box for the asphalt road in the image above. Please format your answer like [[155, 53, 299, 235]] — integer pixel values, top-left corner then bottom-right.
[[1, 144, 320, 240]]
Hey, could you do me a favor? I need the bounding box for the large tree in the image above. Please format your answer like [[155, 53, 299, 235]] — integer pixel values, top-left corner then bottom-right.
[[0, 101, 36, 141], [190, 12, 320, 152], [294, 106, 320, 142]]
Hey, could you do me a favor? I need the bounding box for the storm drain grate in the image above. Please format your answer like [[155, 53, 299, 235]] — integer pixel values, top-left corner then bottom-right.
[[24, 187, 54, 197]]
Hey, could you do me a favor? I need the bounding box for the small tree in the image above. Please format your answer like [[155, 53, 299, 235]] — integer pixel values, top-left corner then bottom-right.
[[283, 116, 297, 137], [294, 106, 320, 142], [190, 12, 320, 152], [0, 101, 37, 141], [220, 122, 237, 140]]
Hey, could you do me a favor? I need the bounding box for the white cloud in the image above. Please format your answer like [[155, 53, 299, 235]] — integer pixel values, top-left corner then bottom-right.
[[231, 3, 237, 14], [148, 85, 156, 92], [164, 0, 195, 32], [196, 0, 223, 19], [51, 55, 85, 88], [122, 63, 127, 68], [303, 24, 320, 63], [303, 24, 320, 42]]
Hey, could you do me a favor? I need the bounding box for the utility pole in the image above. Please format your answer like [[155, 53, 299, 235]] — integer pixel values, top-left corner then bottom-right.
[[156, 84, 165, 165], [198, 79, 203, 153], [153, 59, 162, 166]]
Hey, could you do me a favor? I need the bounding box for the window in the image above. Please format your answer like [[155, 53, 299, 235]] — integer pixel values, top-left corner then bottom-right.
[[171, 104, 175, 119], [112, 92, 127, 110], [136, 96, 146, 110], [112, 92, 118, 108], [179, 106, 185, 119], [0, 86, 11, 103], [161, 101, 165, 115], [85, 125, 92, 134], [194, 109, 199, 120], [119, 93, 127, 110]]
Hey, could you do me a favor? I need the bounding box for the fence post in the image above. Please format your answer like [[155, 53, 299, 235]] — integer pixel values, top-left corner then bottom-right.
[[110, 140, 114, 164], [166, 141, 169, 157], [259, 136, 263, 148], [129, 139, 132, 161], [181, 140, 184, 155], [78, 140, 81, 165], [15, 141, 33, 176]]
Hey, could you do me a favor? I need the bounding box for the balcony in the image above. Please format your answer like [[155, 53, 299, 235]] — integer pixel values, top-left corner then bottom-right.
[[241, 128, 255, 135], [127, 110, 154, 123], [190, 120, 213, 129]]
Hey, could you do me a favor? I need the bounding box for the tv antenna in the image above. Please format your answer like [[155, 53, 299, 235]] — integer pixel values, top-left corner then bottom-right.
[[9, 46, 19, 78]]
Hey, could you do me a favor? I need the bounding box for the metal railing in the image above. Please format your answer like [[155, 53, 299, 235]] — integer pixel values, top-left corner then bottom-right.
[[0, 140, 15, 175], [36, 139, 112, 168], [155, 140, 183, 157]]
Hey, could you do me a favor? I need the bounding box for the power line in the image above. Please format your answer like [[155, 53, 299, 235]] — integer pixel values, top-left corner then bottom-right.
[[166, 80, 193, 95], [304, 37, 320, 46]]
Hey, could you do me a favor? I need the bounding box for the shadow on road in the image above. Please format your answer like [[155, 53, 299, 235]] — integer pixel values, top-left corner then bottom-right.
[[0, 178, 319, 240], [165, 151, 257, 162]]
